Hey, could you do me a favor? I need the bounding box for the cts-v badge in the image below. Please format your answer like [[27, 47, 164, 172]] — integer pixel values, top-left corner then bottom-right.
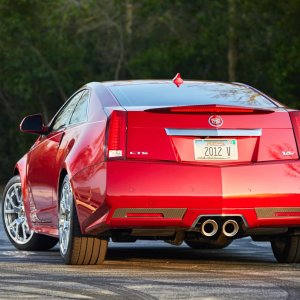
[[282, 151, 295, 156]]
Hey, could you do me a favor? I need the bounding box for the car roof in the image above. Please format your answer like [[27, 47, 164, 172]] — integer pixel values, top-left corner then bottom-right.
[[85, 80, 284, 109], [101, 79, 239, 87]]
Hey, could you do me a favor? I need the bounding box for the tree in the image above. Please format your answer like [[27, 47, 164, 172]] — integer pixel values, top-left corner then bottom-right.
[[0, 0, 299, 184]]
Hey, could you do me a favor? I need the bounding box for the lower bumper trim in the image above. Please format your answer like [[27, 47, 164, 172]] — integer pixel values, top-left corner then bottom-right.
[[112, 208, 187, 219], [256, 207, 300, 219]]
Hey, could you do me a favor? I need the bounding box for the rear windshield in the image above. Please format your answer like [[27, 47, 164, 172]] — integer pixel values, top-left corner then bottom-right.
[[107, 82, 277, 108]]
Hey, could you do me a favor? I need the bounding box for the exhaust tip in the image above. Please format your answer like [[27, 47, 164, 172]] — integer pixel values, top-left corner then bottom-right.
[[222, 220, 239, 237], [201, 219, 219, 237]]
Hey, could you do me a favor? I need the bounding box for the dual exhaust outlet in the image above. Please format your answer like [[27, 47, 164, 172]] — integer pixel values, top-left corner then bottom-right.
[[201, 219, 240, 238]]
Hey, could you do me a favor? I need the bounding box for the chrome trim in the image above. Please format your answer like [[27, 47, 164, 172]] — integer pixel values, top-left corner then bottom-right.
[[255, 207, 300, 219], [165, 128, 262, 137], [112, 208, 186, 219]]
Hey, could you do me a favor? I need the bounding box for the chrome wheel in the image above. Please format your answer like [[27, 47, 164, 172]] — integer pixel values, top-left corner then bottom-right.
[[3, 182, 33, 244], [59, 177, 72, 256]]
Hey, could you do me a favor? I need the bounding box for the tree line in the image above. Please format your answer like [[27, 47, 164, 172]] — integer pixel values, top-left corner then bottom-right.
[[0, 0, 299, 183]]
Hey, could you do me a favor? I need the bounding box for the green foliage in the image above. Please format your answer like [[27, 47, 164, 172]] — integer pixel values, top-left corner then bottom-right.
[[0, 0, 299, 183]]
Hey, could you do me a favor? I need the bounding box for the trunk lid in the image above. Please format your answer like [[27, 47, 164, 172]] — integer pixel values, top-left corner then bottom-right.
[[125, 105, 298, 164]]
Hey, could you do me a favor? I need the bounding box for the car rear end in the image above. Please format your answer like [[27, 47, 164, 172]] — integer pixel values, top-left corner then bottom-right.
[[88, 81, 300, 246]]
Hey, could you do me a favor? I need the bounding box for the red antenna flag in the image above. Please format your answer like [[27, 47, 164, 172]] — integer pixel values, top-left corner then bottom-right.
[[172, 73, 184, 87]]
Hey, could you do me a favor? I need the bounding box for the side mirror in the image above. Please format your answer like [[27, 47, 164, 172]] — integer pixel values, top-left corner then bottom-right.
[[20, 114, 47, 134]]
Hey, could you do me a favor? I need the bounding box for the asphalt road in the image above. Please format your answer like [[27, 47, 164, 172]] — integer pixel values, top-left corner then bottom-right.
[[0, 219, 300, 299]]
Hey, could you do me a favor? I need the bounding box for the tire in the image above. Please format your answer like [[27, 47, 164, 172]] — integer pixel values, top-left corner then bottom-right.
[[2, 175, 58, 251], [59, 175, 108, 265], [271, 234, 300, 263], [185, 235, 232, 250]]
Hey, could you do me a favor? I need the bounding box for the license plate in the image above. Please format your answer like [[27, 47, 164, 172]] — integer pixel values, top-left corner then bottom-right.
[[194, 139, 238, 160]]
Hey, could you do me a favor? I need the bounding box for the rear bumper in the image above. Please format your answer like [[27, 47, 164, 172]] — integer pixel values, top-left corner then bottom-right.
[[84, 160, 300, 234]]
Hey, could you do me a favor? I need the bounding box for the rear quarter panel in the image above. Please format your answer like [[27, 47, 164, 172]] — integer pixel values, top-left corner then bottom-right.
[[14, 154, 36, 229], [66, 89, 109, 232]]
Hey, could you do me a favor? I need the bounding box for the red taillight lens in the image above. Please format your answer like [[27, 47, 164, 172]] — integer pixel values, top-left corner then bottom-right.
[[170, 105, 255, 113], [107, 110, 127, 159], [289, 111, 300, 155], [146, 105, 273, 114]]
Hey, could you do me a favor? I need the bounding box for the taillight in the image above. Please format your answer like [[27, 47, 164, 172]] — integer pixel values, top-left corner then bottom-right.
[[107, 110, 127, 159], [289, 111, 300, 155]]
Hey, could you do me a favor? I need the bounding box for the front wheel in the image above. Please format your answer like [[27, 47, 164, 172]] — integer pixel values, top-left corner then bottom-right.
[[59, 175, 108, 265], [2, 175, 58, 250], [271, 234, 300, 263]]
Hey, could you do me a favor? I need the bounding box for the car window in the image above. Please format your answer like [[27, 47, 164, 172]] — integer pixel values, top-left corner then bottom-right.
[[51, 91, 84, 132], [70, 90, 89, 125], [107, 82, 277, 108]]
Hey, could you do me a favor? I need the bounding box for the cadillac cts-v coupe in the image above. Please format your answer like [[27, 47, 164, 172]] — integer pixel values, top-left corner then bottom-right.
[[2, 75, 300, 264]]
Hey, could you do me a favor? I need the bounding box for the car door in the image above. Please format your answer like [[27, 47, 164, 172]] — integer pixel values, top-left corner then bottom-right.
[[26, 90, 85, 224]]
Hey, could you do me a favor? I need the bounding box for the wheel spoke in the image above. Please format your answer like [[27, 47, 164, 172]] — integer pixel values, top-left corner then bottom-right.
[[15, 223, 20, 241], [22, 223, 27, 241], [9, 220, 18, 238], [63, 220, 70, 230], [7, 195, 18, 209], [5, 203, 20, 214], [25, 222, 29, 233], [14, 185, 21, 203], [9, 219, 17, 230], [61, 199, 66, 214]]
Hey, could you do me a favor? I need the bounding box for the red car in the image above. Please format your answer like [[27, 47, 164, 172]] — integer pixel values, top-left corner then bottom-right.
[[2, 75, 300, 265]]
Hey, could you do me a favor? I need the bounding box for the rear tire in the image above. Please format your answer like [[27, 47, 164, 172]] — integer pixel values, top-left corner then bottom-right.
[[59, 175, 108, 265], [2, 175, 58, 251], [271, 234, 300, 263]]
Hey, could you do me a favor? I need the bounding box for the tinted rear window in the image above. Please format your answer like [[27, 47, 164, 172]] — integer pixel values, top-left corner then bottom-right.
[[108, 82, 276, 108]]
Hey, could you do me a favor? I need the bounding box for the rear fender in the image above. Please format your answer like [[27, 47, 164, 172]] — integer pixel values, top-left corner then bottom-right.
[[14, 154, 35, 230]]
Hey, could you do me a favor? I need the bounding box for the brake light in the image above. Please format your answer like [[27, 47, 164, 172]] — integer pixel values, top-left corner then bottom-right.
[[289, 111, 300, 155], [146, 104, 274, 114], [170, 105, 253, 113], [107, 110, 127, 159]]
